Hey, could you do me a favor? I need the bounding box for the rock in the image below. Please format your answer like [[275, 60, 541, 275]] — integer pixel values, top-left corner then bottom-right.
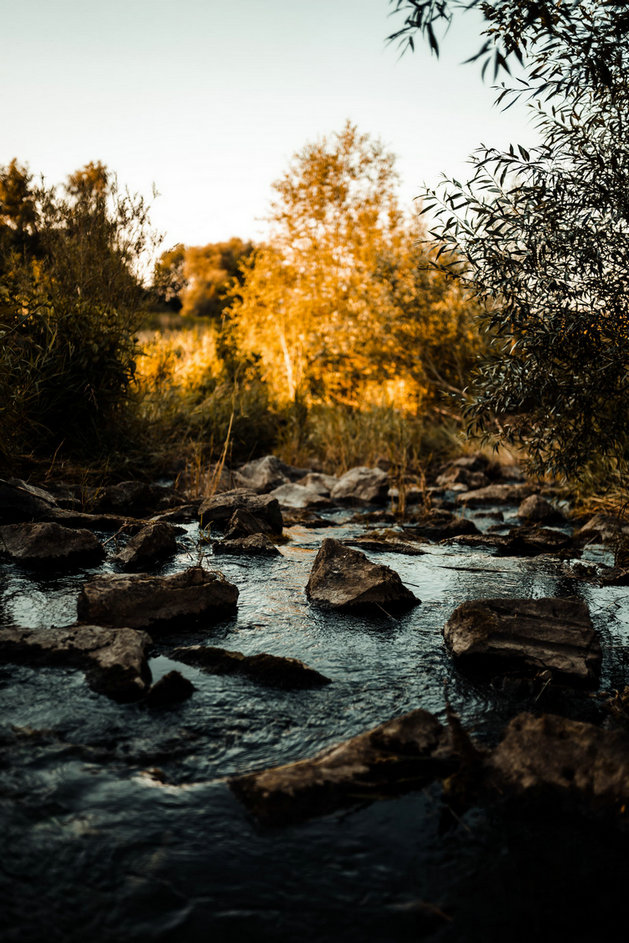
[[77, 565, 238, 633], [0, 521, 105, 569], [281, 509, 334, 528], [112, 521, 182, 571], [0, 624, 151, 701], [305, 538, 419, 613], [343, 535, 426, 556], [436, 467, 490, 491], [213, 534, 281, 557], [443, 597, 601, 684], [230, 708, 458, 824], [406, 510, 480, 540], [92, 480, 179, 517], [144, 670, 194, 708], [198, 490, 283, 534], [268, 482, 331, 509], [46, 508, 140, 530], [234, 455, 310, 493], [224, 507, 274, 538], [0, 478, 58, 523], [329, 466, 389, 505], [298, 472, 339, 496], [574, 513, 629, 545], [457, 482, 534, 508], [172, 644, 331, 689], [503, 525, 572, 556], [150, 503, 200, 524], [444, 534, 513, 553], [448, 454, 491, 474], [489, 712, 629, 810], [517, 494, 566, 525]]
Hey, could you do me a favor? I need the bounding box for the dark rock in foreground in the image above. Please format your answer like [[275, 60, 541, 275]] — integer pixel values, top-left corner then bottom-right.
[[0, 624, 151, 701], [0, 521, 105, 569], [490, 712, 629, 809], [443, 597, 600, 684], [213, 534, 281, 557], [306, 538, 419, 613], [230, 708, 457, 824], [77, 565, 238, 633], [112, 521, 182, 571], [144, 670, 195, 708], [172, 644, 331, 689], [0, 478, 58, 523], [225, 507, 274, 538], [329, 466, 389, 505], [199, 490, 283, 534]]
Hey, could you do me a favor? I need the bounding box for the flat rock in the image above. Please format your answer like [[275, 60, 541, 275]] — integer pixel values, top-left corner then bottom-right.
[[46, 508, 139, 530], [234, 455, 309, 493], [503, 525, 572, 556], [405, 510, 480, 540], [443, 597, 600, 684], [282, 509, 334, 528], [0, 623, 151, 701], [518, 494, 566, 525], [343, 535, 425, 556], [268, 482, 331, 510], [0, 521, 105, 568], [230, 708, 458, 824], [77, 565, 238, 633], [329, 466, 389, 505], [457, 482, 534, 508], [0, 478, 58, 523], [150, 503, 200, 524], [213, 534, 281, 557], [172, 644, 330, 689], [198, 490, 283, 534], [489, 712, 629, 809], [305, 538, 419, 613], [112, 521, 182, 571]]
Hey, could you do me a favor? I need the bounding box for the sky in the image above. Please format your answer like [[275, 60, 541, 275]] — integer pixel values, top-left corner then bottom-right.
[[1, 0, 538, 254]]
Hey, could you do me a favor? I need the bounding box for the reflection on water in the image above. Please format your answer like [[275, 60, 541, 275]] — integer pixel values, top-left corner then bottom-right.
[[1, 508, 628, 941]]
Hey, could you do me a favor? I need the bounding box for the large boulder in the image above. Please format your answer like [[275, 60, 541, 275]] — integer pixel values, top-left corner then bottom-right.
[[172, 644, 330, 689], [230, 708, 458, 824], [224, 507, 274, 538], [77, 565, 238, 633], [329, 466, 389, 505], [305, 538, 419, 613], [0, 521, 104, 569], [112, 521, 182, 571], [267, 482, 331, 510], [198, 490, 283, 534], [517, 494, 566, 525], [0, 478, 58, 524], [298, 472, 339, 496], [0, 623, 151, 701], [489, 712, 629, 810], [443, 597, 601, 684], [457, 482, 534, 508], [234, 455, 309, 493]]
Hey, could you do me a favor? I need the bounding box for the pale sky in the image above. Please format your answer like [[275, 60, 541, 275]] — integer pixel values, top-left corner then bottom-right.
[[1, 0, 537, 254]]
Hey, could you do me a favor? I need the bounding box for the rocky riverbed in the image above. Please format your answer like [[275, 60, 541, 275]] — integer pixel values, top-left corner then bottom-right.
[[2, 456, 629, 941]]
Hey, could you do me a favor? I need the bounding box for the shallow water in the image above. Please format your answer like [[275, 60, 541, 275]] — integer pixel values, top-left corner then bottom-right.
[[1, 507, 628, 941]]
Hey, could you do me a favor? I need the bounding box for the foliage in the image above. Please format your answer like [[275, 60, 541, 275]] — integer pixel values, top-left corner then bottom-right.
[[226, 122, 482, 411], [391, 0, 629, 479]]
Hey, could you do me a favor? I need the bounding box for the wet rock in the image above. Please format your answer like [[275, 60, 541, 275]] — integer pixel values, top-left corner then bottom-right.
[[0, 623, 151, 701], [502, 525, 572, 556], [343, 534, 426, 556], [46, 508, 140, 530], [436, 467, 490, 491], [213, 534, 281, 557], [224, 507, 275, 538], [234, 455, 310, 493], [282, 509, 334, 528], [198, 490, 283, 534], [443, 597, 600, 684], [0, 478, 58, 523], [445, 533, 513, 553], [77, 565, 238, 633], [268, 482, 331, 510], [305, 538, 419, 613], [0, 521, 105, 569], [112, 521, 183, 571], [230, 708, 458, 824], [517, 494, 566, 525], [574, 513, 629, 545], [144, 670, 195, 708], [172, 644, 331, 689], [92, 480, 178, 517], [329, 466, 389, 506], [489, 712, 629, 810], [150, 503, 200, 524], [405, 510, 480, 541], [448, 453, 492, 475], [457, 482, 534, 508]]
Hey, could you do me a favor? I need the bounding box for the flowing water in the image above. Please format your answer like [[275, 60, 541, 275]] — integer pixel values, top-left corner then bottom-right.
[[1, 506, 628, 942]]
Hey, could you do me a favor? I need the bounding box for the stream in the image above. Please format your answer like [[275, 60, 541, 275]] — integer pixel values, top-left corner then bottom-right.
[[1, 501, 629, 942]]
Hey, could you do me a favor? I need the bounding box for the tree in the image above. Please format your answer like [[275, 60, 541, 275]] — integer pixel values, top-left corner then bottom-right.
[[226, 122, 480, 409], [152, 238, 254, 318], [389, 1, 629, 478]]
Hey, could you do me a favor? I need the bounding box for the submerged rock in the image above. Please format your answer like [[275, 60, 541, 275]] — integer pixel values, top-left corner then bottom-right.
[[489, 712, 629, 810], [457, 482, 534, 508], [268, 482, 331, 510], [172, 644, 330, 689], [0, 521, 105, 569], [198, 490, 283, 534], [144, 670, 195, 708], [213, 534, 281, 557], [0, 478, 58, 524], [305, 538, 419, 613], [329, 466, 389, 505], [443, 597, 600, 684], [0, 624, 151, 701], [230, 708, 458, 824], [112, 521, 182, 571], [77, 565, 238, 633]]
